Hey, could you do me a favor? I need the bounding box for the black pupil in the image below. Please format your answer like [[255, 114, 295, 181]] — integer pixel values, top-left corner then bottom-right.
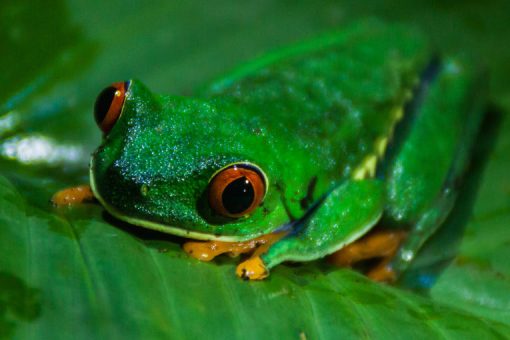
[[222, 176, 255, 215], [94, 86, 117, 125]]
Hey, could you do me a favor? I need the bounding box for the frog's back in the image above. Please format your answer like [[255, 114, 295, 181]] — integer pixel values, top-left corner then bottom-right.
[[202, 21, 431, 203]]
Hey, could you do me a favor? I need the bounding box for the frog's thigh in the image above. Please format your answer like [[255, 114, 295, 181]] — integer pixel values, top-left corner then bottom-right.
[[237, 180, 385, 280], [383, 57, 486, 273]]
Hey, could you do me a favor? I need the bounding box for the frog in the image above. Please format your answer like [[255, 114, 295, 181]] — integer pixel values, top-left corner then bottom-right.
[[52, 20, 486, 282]]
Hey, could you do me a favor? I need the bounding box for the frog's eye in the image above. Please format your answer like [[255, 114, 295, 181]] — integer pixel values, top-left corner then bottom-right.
[[94, 81, 129, 134], [208, 163, 267, 218]]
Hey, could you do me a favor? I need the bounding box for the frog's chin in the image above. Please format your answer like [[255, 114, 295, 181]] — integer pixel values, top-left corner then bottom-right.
[[89, 163, 262, 242]]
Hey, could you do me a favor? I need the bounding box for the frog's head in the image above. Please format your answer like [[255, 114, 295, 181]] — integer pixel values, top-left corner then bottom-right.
[[90, 80, 290, 241]]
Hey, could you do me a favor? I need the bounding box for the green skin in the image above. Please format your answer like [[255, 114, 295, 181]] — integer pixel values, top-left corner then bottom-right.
[[90, 21, 485, 275]]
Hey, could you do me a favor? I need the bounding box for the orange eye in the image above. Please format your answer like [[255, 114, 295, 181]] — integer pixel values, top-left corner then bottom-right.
[[208, 163, 267, 218], [94, 81, 129, 134]]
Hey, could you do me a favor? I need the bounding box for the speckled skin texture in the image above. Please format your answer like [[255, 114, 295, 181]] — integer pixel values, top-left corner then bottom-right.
[[90, 19, 484, 260]]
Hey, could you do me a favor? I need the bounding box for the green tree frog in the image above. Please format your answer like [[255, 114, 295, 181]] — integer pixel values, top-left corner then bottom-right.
[[53, 20, 486, 281]]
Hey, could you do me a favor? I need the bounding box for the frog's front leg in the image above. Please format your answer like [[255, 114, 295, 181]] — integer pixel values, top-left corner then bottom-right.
[[51, 185, 95, 206], [237, 179, 385, 280]]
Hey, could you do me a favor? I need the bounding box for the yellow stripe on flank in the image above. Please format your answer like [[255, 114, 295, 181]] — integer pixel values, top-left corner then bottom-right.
[[352, 154, 378, 180], [375, 137, 388, 158], [391, 106, 404, 121], [351, 102, 408, 180]]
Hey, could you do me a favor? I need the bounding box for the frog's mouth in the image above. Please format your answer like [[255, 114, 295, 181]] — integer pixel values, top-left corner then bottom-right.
[[89, 159, 259, 242]]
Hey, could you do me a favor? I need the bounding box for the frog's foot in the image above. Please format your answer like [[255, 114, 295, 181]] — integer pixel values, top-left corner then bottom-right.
[[366, 257, 398, 282], [183, 231, 287, 262], [328, 229, 407, 283], [51, 185, 95, 206], [236, 256, 268, 280]]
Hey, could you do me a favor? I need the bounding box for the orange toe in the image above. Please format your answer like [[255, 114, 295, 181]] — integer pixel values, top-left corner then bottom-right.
[[236, 256, 269, 280], [183, 241, 223, 262], [367, 263, 397, 283], [52, 185, 94, 206]]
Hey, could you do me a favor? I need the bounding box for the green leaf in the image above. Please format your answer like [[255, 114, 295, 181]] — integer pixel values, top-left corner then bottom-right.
[[2, 0, 510, 339]]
